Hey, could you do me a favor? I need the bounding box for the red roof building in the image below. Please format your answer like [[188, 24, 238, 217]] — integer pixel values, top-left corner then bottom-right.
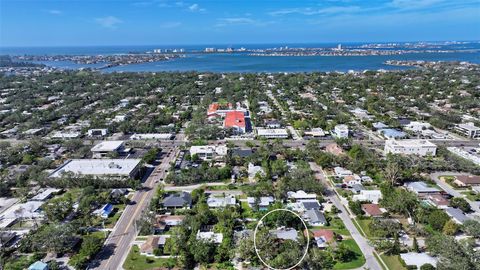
[[361, 203, 384, 217], [224, 111, 246, 133]]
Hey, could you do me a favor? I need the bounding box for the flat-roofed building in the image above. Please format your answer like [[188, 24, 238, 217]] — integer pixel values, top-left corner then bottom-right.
[[130, 133, 174, 140], [87, 128, 108, 137], [455, 122, 480, 139], [384, 139, 437, 156], [49, 159, 142, 179], [91, 140, 125, 158], [190, 145, 227, 161], [256, 128, 289, 139], [304, 128, 326, 137]]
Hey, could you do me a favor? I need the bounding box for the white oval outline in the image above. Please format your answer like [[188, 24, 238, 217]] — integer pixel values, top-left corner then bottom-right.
[[253, 208, 310, 270]]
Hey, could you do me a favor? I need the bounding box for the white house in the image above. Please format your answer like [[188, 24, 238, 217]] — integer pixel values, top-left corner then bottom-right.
[[384, 139, 437, 156], [334, 167, 353, 178], [333, 124, 349, 139], [206, 195, 236, 208], [196, 231, 223, 244], [190, 145, 227, 161], [352, 190, 382, 204], [404, 121, 431, 133], [287, 190, 317, 201], [248, 163, 265, 182], [247, 196, 274, 210]]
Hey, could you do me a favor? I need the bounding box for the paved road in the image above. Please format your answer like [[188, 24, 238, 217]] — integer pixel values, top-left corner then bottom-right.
[[163, 182, 228, 191], [430, 171, 480, 213], [309, 162, 384, 270], [91, 147, 180, 270]]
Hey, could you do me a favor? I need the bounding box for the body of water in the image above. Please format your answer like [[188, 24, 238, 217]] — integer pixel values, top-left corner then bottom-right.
[[2, 43, 479, 73]]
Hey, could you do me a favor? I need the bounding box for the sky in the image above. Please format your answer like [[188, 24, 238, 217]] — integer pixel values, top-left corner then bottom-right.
[[0, 0, 479, 47]]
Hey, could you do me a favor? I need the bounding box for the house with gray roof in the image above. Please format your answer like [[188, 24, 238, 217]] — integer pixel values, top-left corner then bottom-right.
[[445, 207, 470, 224], [304, 209, 327, 226], [405, 181, 440, 196], [269, 228, 298, 241], [162, 192, 192, 209]]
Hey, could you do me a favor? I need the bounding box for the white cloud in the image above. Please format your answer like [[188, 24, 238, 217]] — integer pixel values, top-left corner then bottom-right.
[[390, 0, 444, 9], [269, 6, 361, 16], [95, 16, 123, 29], [188, 3, 205, 12]]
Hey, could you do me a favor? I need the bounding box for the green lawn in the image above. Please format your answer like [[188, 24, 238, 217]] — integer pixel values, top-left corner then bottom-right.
[[333, 239, 366, 269], [312, 216, 350, 236], [123, 245, 177, 270], [462, 191, 480, 201], [380, 255, 407, 270], [354, 218, 373, 238]]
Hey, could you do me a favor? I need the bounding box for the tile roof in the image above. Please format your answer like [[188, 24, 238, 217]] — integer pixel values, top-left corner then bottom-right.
[[224, 111, 246, 128]]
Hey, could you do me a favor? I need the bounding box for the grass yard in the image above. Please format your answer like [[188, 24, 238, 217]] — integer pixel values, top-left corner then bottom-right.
[[354, 218, 373, 238], [462, 191, 480, 201], [333, 239, 366, 269], [380, 254, 407, 270], [123, 245, 177, 270], [311, 216, 350, 236]]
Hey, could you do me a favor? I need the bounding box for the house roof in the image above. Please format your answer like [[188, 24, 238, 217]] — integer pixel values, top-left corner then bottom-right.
[[445, 207, 470, 224], [140, 236, 160, 254], [405, 181, 440, 193], [400, 253, 437, 268], [270, 228, 298, 241], [426, 194, 449, 206], [300, 200, 322, 210], [325, 143, 344, 156], [305, 209, 326, 224], [162, 192, 192, 208], [311, 229, 335, 242], [361, 204, 383, 216], [224, 111, 246, 128], [455, 175, 480, 185], [231, 148, 253, 158]]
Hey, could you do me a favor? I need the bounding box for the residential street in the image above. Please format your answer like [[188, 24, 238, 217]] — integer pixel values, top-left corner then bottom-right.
[[430, 171, 480, 213], [90, 147, 179, 270], [309, 162, 385, 270]]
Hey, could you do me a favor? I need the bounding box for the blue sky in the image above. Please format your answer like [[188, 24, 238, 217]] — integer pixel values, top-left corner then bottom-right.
[[0, 0, 479, 46]]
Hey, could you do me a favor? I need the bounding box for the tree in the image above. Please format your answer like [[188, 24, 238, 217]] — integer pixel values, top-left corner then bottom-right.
[[427, 210, 450, 231], [412, 237, 420, 252], [348, 200, 363, 216], [384, 160, 401, 185], [450, 197, 471, 213], [190, 239, 216, 264], [463, 220, 480, 238], [43, 194, 74, 222], [304, 249, 335, 270], [443, 220, 459, 235], [334, 243, 356, 262], [420, 264, 435, 270]]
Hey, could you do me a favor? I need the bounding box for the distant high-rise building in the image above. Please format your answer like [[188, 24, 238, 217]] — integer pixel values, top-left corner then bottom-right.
[[337, 44, 342, 50]]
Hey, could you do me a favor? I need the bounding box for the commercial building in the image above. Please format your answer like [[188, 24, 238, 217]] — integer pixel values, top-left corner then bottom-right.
[[130, 133, 174, 140], [304, 128, 326, 137], [91, 140, 125, 158], [454, 122, 480, 139], [49, 159, 142, 179], [384, 139, 437, 156], [256, 128, 289, 139]]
